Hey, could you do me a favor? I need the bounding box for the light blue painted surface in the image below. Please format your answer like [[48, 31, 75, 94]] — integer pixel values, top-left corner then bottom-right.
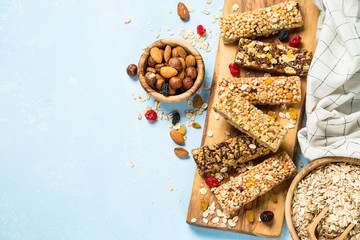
[[0, 1, 309, 239]]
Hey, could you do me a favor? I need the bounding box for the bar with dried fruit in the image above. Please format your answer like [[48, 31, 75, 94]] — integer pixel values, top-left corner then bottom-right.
[[192, 134, 271, 175], [218, 76, 301, 105], [214, 151, 297, 216]]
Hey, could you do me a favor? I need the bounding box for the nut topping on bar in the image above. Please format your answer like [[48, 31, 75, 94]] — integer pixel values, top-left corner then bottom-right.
[[219, 1, 303, 44], [192, 134, 271, 175], [235, 38, 313, 76], [213, 90, 288, 152], [218, 76, 301, 105], [214, 151, 297, 216]]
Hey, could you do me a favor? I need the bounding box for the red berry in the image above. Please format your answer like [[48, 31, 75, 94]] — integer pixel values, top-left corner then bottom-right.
[[289, 35, 301, 47], [145, 109, 157, 122], [205, 176, 219, 187], [197, 25, 206, 36], [229, 63, 240, 76]]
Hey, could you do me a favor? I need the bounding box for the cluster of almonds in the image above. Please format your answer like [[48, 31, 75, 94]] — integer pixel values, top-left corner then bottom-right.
[[145, 45, 198, 96]]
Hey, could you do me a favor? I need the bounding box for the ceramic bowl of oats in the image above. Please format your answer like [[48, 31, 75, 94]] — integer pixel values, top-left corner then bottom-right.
[[285, 157, 360, 240]]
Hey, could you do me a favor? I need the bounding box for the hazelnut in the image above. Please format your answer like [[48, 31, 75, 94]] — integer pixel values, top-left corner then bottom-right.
[[148, 56, 156, 68], [155, 75, 165, 90], [126, 64, 137, 77], [155, 63, 165, 73], [168, 58, 183, 72], [186, 66, 197, 79], [169, 77, 182, 89], [145, 72, 156, 86], [182, 77, 194, 90], [146, 67, 156, 73], [168, 86, 177, 95]]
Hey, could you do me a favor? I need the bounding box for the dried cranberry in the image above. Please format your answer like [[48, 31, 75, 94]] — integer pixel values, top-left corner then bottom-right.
[[197, 25, 206, 36], [278, 28, 289, 42], [145, 109, 157, 122], [162, 83, 169, 96], [260, 210, 274, 222], [172, 111, 180, 125], [229, 63, 240, 76], [289, 35, 301, 47], [237, 186, 244, 192], [205, 176, 219, 187]]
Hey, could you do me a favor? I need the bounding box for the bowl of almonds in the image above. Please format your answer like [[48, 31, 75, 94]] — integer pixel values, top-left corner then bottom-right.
[[138, 38, 205, 103]]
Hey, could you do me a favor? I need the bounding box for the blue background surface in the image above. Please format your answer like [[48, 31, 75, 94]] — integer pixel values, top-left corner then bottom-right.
[[0, 0, 308, 239]]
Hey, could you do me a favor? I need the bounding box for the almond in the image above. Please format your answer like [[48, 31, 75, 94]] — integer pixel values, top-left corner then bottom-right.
[[178, 57, 186, 70], [185, 55, 196, 67], [175, 46, 187, 60], [160, 67, 178, 78], [172, 47, 180, 58], [150, 47, 163, 63], [177, 2, 190, 21], [174, 147, 189, 157], [164, 45, 172, 63], [170, 129, 185, 145]]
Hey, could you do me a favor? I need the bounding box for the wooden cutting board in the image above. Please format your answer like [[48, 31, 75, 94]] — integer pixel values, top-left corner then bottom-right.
[[186, 0, 319, 237]]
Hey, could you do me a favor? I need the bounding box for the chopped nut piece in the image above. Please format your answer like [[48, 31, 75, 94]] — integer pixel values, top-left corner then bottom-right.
[[124, 18, 131, 24], [202, 10, 210, 15], [232, 3, 239, 12], [207, 130, 213, 138], [137, 113, 142, 120], [168, 185, 174, 191], [130, 162, 135, 168]]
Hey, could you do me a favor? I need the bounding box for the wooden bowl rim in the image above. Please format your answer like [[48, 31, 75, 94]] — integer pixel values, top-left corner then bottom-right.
[[285, 157, 360, 240], [138, 38, 205, 103]]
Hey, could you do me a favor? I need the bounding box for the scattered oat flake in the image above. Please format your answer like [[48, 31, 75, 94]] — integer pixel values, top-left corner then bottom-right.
[[130, 162, 134, 168], [203, 218, 208, 224], [124, 18, 131, 24], [279, 112, 286, 118], [285, 123, 295, 129], [232, 3, 239, 11], [137, 113, 142, 120], [165, 26, 170, 31], [188, 7, 195, 12], [200, 187, 207, 195], [232, 216, 239, 223], [202, 10, 210, 15], [206, 0, 212, 3], [228, 219, 236, 227], [212, 217, 219, 223], [131, 94, 136, 100], [214, 13, 220, 19], [204, 85, 211, 90], [286, 112, 291, 119], [207, 130, 213, 137], [169, 32, 174, 36], [168, 9, 172, 14], [168, 185, 174, 191], [249, 144, 256, 149], [145, 93, 150, 100], [141, 44, 148, 50], [219, 5, 223, 11], [174, 122, 181, 129], [169, 122, 173, 128], [191, 218, 197, 223], [156, 33, 160, 38]]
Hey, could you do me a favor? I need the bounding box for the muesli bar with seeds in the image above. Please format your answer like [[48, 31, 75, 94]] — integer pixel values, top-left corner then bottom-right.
[[213, 90, 287, 152], [235, 38, 313, 76], [192, 134, 271, 176], [214, 151, 297, 216], [219, 1, 303, 44], [218, 76, 301, 105]]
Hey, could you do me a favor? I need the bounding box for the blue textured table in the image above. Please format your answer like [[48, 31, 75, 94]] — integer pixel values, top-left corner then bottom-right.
[[0, 1, 307, 239]]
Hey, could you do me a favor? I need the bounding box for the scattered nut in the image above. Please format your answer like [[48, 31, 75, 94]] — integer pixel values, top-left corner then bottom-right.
[[126, 64, 137, 77], [174, 147, 189, 157], [177, 2, 190, 21]]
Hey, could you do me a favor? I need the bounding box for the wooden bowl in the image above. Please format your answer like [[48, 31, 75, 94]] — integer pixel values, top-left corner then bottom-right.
[[138, 38, 205, 103], [285, 157, 360, 240]]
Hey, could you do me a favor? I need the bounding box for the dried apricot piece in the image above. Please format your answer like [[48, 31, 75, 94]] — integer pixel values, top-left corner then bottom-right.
[[286, 93, 293, 99], [269, 190, 278, 203], [245, 210, 255, 223], [288, 108, 297, 119], [200, 198, 208, 211], [178, 124, 186, 135], [265, 78, 273, 84], [193, 95, 203, 108], [192, 122, 201, 129], [268, 111, 277, 119], [278, 88, 284, 95]]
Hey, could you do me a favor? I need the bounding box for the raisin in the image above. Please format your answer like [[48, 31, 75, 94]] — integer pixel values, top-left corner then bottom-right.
[[193, 95, 203, 108], [205, 176, 219, 187], [237, 186, 244, 192], [162, 83, 169, 96], [145, 110, 157, 122], [260, 211, 274, 222], [288, 108, 297, 119], [278, 28, 289, 42], [178, 125, 186, 135], [172, 111, 180, 125], [245, 210, 255, 223], [200, 198, 208, 210], [289, 35, 301, 47], [268, 111, 277, 119], [192, 122, 201, 129], [197, 25, 206, 36]]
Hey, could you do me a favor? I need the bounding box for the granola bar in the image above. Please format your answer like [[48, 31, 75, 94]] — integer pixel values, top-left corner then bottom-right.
[[192, 134, 271, 175], [218, 76, 301, 105], [220, 1, 303, 44], [213, 90, 287, 152], [235, 38, 313, 76], [214, 151, 297, 216]]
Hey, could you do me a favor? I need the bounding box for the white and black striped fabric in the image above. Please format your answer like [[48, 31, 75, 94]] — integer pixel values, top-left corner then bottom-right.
[[298, 0, 360, 160]]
